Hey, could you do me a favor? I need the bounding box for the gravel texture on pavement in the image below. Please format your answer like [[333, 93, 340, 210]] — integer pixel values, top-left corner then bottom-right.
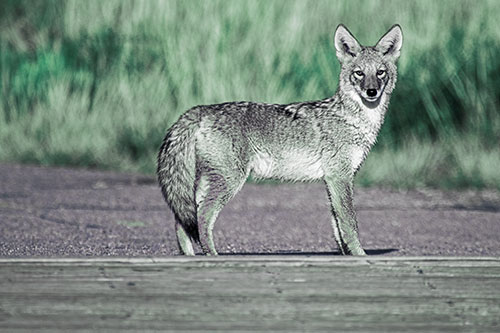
[[1, 163, 499, 257]]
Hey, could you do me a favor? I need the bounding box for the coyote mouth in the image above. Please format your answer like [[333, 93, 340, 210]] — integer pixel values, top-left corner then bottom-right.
[[361, 95, 381, 108], [363, 96, 379, 102]]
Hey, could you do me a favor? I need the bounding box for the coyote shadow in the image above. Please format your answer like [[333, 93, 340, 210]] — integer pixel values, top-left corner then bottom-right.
[[219, 248, 398, 256]]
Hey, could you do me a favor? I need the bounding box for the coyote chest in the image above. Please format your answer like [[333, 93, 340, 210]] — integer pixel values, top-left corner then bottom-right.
[[250, 148, 324, 181]]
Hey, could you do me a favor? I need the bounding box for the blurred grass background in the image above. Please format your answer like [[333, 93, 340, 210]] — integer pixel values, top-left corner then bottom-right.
[[0, 0, 499, 188]]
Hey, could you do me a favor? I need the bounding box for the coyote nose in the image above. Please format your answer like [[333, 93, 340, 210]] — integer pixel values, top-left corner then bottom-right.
[[366, 89, 377, 97]]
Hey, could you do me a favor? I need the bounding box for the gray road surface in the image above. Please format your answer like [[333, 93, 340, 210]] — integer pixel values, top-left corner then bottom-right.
[[1, 163, 499, 257]]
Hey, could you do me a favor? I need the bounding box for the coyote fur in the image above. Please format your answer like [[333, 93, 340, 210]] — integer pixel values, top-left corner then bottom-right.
[[157, 24, 403, 256]]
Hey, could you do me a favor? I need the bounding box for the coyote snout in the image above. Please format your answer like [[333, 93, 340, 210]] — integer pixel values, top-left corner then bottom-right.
[[158, 24, 403, 256], [355, 68, 387, 103]]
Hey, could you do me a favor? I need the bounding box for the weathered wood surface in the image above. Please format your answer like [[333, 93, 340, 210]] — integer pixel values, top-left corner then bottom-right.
[[0, 257, 499, 332]]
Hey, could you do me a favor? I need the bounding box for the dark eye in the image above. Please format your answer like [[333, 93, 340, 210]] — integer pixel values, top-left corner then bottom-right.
[[377, 70, 386, 77], [354, 70, 364, 77]]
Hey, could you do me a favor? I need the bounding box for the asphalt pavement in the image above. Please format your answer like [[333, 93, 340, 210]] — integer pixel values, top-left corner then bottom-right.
[[1, 163, 499, 257]]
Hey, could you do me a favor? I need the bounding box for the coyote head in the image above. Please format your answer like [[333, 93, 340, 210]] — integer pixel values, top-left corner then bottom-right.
[[334, 24, 403, 108]]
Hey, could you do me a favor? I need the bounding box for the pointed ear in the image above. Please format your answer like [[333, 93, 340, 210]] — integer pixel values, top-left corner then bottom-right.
[[375, 24, 403, 61], [334, 24, 362, 63]]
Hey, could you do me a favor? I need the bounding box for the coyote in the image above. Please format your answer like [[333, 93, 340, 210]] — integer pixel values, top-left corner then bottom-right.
[[158, 24, 403, 256]]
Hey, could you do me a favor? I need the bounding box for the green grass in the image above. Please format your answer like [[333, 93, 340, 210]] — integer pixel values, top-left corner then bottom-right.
[[1, 0, 499, 188]]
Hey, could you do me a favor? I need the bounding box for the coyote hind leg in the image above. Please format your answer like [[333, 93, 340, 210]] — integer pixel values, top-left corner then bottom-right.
[[175, 219, 195, 256], [196, 170, 246, 255]]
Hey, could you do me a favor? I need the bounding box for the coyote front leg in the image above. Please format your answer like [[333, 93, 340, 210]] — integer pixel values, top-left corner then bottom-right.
[[324, 176, 366, 256]]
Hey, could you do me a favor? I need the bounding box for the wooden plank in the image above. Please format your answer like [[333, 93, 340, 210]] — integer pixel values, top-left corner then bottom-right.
[[0, 257, 499, 332]]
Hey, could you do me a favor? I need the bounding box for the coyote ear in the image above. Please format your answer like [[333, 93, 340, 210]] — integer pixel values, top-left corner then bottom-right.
[[375, 24, 403, 61], [334, 24, 362, 63]]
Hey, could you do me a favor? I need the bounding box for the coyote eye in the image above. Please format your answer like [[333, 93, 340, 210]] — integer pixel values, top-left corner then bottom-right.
[[377, 70, 386, 78], [353, 70, 364, 79]]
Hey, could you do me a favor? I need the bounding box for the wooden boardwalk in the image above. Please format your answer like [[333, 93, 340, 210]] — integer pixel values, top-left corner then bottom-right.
[[1, 257, 499, 332]]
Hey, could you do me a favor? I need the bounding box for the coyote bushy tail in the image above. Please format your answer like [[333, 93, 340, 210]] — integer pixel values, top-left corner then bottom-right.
[[157, 110, 200, 244]]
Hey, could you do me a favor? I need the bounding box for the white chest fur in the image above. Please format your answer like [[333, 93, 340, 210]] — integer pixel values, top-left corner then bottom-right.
[[350, 146, 367, 172]]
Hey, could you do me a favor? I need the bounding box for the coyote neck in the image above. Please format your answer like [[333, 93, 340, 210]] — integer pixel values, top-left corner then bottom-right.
[[332, 88, 390, 147]]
